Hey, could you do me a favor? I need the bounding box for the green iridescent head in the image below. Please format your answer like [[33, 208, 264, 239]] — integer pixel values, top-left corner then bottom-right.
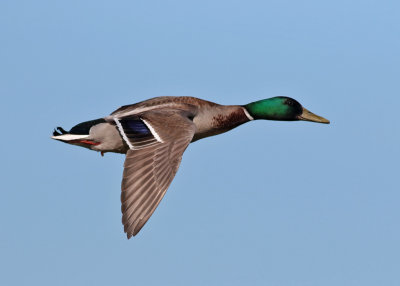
[[245, 96, 330, 124]]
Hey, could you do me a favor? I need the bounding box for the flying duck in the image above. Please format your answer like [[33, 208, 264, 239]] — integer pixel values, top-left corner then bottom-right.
[[52, 96, 329, 238]]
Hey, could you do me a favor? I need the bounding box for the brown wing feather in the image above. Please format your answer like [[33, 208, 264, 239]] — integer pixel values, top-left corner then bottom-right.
[[121, 111, 196, 238]]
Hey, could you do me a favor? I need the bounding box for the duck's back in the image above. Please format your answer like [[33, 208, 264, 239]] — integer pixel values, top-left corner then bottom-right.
[[108, 96, 250, 142], [110, 96, 216, 118]]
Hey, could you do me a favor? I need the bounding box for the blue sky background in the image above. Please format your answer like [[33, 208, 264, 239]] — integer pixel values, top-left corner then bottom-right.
[[1, 0, 399, 285]]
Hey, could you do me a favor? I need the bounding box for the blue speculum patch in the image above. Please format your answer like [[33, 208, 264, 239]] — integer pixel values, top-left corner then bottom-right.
[[121, 119, 151, 135]]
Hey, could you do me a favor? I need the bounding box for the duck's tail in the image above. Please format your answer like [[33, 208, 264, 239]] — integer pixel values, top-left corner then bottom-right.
[[51, 118, 106, 141]]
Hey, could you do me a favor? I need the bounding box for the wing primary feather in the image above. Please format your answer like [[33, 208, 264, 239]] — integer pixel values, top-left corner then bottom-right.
[[123, 186, 157, 228], [124, 186, 160, 232], [122, 177, 157, 220], [121, 171, 154, 203], [131, 189, 168, 235], [127, 188, 166, 235]]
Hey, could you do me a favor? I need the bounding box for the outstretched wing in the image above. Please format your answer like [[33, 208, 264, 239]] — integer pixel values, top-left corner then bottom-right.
[[118, 110, 196, 238]]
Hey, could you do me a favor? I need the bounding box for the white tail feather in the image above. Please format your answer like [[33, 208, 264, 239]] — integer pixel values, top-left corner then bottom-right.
[[51, 134, 89, 141]]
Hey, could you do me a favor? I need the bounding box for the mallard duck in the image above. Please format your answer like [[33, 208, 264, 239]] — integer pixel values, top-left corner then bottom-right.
[[52, 96, 329, 238]]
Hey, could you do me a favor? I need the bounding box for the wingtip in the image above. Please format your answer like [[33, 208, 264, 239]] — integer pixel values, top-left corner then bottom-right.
[[125, 228, 141, 239]]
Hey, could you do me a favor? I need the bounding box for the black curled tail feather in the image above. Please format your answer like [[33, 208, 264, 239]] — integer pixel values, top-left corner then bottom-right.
[[53, 127, 69, 136]]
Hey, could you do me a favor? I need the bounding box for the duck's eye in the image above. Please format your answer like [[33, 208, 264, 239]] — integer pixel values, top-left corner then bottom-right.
[[286, 99, 294, 106]]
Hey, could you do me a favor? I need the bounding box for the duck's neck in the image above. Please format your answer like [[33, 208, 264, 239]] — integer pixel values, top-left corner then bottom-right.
[[209, 105, 251, 131]]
